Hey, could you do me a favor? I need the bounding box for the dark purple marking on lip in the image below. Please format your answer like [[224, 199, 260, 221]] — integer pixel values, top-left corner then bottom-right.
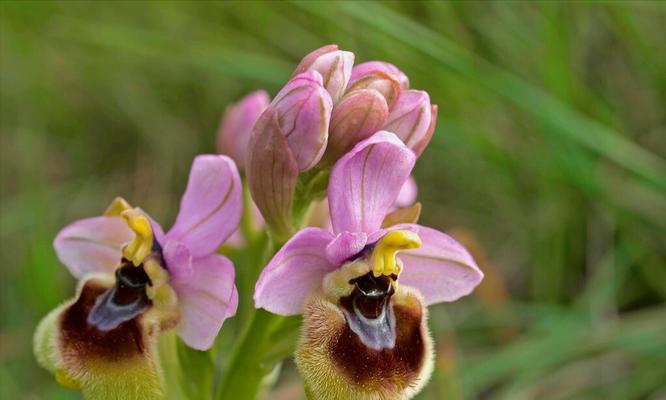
[[59, 279, 151, 363], [333, 273, 425, 385]]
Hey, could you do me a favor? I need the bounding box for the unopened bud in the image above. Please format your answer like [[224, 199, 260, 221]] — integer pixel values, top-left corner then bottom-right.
[[293, 45, 354, 104], [217, 90, 270, 171], [383, 90, 437, 157]]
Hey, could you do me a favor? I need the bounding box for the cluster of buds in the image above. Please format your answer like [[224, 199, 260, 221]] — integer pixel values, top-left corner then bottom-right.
[[235, 45, 437, 241], [35, 44, 482, 400]]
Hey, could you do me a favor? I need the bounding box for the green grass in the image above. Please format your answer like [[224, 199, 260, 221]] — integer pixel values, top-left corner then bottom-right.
[[1, 1, 665, 399]]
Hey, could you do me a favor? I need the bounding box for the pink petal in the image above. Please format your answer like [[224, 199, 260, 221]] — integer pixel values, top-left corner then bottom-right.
[[395, 176, 417, 208], [172, 253, 238, 350], [325, 231, 368, 266], [328, 131, 416, 235], [53, 216, 133, 279], [393, 224, 483, 305], [163, 239, 193, 281], [254, 228, 336, 315], [167, 155, 242, 258]]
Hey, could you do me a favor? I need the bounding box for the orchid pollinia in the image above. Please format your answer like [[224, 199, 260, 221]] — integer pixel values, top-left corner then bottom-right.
[[34, 44, 483, 400]]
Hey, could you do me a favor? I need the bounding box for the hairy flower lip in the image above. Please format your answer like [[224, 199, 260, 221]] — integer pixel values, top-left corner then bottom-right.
[[295, 285, 433, 400]]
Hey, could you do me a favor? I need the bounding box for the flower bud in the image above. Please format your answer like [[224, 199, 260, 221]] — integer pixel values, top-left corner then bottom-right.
[[270, 71, 333, 171], [293, 45, 354, 104], [216, 90, 270, 171], [346, 61, 407, 107], [350, 61, 409, 90], [323, 89, 389, 163], [246, 108, 299, 240], [382, 90, 437, 157]]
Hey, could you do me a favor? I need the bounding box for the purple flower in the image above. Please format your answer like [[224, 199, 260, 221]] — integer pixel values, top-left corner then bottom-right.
[[217, 90, 270, 171], [53, 155, 242, 350], [253, 132, 483, 398]]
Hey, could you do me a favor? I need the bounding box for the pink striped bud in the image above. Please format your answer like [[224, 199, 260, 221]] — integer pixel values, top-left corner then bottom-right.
[[294, 45, 354, 104]]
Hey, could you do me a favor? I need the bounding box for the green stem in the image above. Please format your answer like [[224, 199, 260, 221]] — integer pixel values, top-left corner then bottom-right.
[[215, 238, 300, 400], [216, 309, 286, 400], [239, 178, 258, 242], [215, 169, 330, 399]]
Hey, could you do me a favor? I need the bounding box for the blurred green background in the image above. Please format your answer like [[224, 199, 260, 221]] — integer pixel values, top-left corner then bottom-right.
[[1, 1, 665, 399]]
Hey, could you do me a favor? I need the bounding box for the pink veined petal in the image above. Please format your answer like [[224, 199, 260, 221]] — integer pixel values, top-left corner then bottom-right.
[[395, 176, 417, 208], [53, 216, 133, 279], [325, 231, 368, 266], [163, 239, 193, 281], [171, 253, 238, 351], [328, 131, 416, 235], [254, 227, 336, 316], [392, 224, 484, 305], [167, 155, 242, 258]]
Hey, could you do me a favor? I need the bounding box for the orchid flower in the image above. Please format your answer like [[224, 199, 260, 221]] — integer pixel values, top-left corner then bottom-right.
[[254, 132, 483, 399], [34, 155, 242, 399]]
